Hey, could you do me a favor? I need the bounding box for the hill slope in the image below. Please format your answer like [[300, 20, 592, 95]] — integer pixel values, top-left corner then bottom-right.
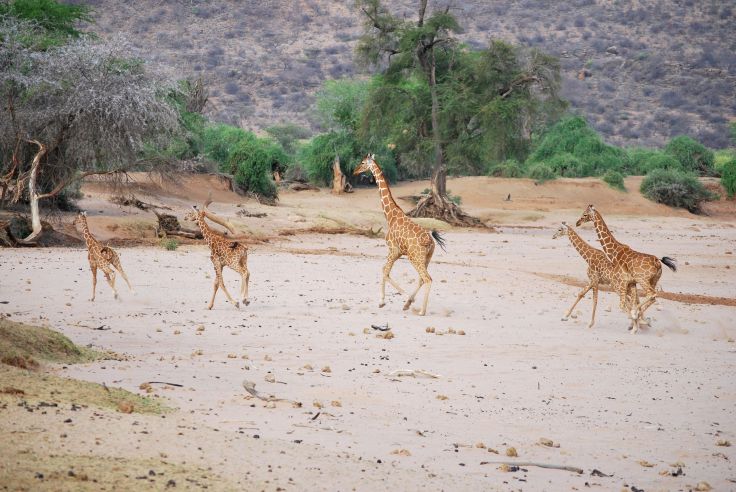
[[79, 0, 734, 148]]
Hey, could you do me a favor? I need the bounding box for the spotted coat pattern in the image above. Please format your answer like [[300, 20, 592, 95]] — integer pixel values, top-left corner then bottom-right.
[[353, 154, 438, 315], [576, 205, 675, 332], [553, 223, 640, 329], [75, 211, 133, 301], [185, 207, 249, 310]]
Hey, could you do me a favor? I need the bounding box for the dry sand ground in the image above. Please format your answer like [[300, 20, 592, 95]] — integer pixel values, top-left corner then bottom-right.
[[1, 175, 735, 491]]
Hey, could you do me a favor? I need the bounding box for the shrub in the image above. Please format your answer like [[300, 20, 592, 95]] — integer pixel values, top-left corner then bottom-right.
[[627, 148, 681, 175], [265, 123, 311, 157], [203, 124, 252, 171], [715, 149, 736, 173], [527, 163, 556, 183], [640, 169, 715, 213], [227, 137, 287, 199], [720, 159, 736, 198], [602, 170, 625, 191], [527, 116, 628, 176], [159, 238, 179, 251], [486, 159, 524, 177], [664, 135, 715, 176], [298, 131, 397, 186]]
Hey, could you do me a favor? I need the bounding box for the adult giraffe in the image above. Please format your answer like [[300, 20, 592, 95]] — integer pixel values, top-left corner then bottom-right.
[[576, 205, 676, 332], [353, 154, 446, 316]]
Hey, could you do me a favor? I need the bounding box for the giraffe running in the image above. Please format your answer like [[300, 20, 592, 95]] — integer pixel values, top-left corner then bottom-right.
[[185, 200, 249, 310], [575, 205, 677, 332], [74, 211, 134, 301], [553, 222, 640, 329], [353, 154, 446, 316]]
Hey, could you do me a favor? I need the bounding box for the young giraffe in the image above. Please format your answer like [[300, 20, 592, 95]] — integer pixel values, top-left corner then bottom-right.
[[184, 204, 249, 310], [352, 154, 446, 316], [576, 205, 677, 332], [74, 211, 134, 301], [553, 222, 640, 329]]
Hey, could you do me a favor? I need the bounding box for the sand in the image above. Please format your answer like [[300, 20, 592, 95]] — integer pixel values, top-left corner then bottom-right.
[[1, 175, 735, 490]]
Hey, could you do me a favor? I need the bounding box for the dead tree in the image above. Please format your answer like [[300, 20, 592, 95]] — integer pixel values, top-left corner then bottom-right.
[[331, 155, 353, 194]]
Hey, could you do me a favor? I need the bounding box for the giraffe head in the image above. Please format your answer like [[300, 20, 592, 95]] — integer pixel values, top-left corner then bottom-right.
[[184, 205, 203, 223], [72, 210, 88, 226], [575, 204, 596, 227], [552, 222, 569, 239], [353, 153, 377, 176]]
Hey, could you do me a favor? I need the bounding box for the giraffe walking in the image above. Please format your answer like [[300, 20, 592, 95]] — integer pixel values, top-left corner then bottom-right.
[[74, 211, 134, 301], [185, 198, 249, 310], [553, 222, 640, 329], [575, 205, 677, 332], [353, 154, 446, 316]]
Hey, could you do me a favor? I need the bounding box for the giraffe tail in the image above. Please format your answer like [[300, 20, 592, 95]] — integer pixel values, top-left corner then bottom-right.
[[431, 230, 447, 252], [660, 256, 677, 272]]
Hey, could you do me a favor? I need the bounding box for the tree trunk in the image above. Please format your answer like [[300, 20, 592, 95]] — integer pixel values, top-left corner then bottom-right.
[[331, 155, 352, 194], [18, 140, 47, 244], [428, 51, 446, 201]]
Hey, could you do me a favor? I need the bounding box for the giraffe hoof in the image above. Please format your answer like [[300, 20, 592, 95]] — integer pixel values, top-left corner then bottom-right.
[[378, 302, 385, 308], [243, 299, 250, 306], [561, 316, 568, 322], [234, 302, 240, 309]]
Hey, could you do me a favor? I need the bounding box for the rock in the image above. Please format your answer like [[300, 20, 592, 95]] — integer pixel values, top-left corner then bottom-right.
[[606, 46, 619, 55], [506, 447, 518, 457]]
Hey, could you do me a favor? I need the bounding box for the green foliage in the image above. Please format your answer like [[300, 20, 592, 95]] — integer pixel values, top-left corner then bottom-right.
[[714, 149, 736, 174], [730, 122, 736, 146], [315, 79, 370, 132], [203, 124, 252, 171], [486, 159, 525, 178], [228, 136, 286, 199], [640, 169, 715, 213], [720, 159, 736, 198], [159, 238, 179, 251], [0, 0, 93, 49], [527, 116, 627, 177], [664, 135, 715, 176], [298, 130, 398, 186], [627, 148, 682, 174], [602, 170, 626, 191], [527, 163, 556, 183], [265, 124, 311, 157]]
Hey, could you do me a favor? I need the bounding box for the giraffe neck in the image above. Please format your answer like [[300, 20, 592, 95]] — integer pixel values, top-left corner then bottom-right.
[[591, 210, 622, 262], [195, 213, 216, 247], [79, 217, 98, 250], [370, 164, 403, 224], [565, 225, 598, 263]]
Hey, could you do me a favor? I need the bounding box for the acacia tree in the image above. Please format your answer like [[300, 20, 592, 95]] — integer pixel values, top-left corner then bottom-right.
[[0, 17, 178, 242], [356, 0, 564, 225]]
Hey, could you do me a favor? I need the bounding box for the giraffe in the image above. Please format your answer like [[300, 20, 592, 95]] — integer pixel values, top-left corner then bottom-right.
[[184, 201, 249, 310], [553, 222, 641, 329], [73, 211, 134, 301], [575, 205, 677, 332], [352, 154, 446, 316]]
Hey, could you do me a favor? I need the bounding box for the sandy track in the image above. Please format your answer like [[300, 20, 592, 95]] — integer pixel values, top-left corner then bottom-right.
[[1, 214, 734, 490]]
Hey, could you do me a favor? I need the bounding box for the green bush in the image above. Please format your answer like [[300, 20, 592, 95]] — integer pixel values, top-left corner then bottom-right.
[[527, 163, 556, 183], [602, 170, 626, 191], [486, 159, 524, 178], [640, 169, 715, 213], [298, 131, 398, 186], [720, 159, 736, 198], [265, 124, 311, 158], [159, 238, 179, 251], [227, 137, 287, 199], [627, 148, 682, 175], [664, 135, 715, 176], [527, 116, 628, 176], [715, 149, 736, 174], [203, 124, 253, 171]]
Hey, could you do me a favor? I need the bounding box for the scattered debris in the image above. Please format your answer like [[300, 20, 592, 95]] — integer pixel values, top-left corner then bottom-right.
[[386, 369, 440, 379], [590, 469, 612, 477], [637, 460, 655, 468], [376, 331, 395, 339], [482, 461, 583, 474], [390, 449, 411, 457], [716, 439, 731, 447], [117, 401, 134, 414], [241, 380, 301, 407], [371, 324, 390, 332], [506, 447, 518, 457], [539, 437, 559, 447]]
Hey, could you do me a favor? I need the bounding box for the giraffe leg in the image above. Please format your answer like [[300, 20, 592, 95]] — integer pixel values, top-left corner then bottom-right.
[[90, 264, 98, 302], [588, 286, 599, 328], [380, 249, 404, 308], [238, 256, 250, 306], [618, 282, 639, 332], [562, 283, 593, 321], [113, 259, 134, 294], [404, 257, 432, 316], [208, 274, 219, 310], [217, 265, 239, 309], [101, 265, 119, 300]]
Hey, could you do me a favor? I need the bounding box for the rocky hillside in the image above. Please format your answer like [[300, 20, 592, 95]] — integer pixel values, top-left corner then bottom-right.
[[77, 0, 734, 148]]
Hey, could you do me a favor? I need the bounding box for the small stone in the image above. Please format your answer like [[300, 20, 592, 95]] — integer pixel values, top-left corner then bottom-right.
[[313, 400, 323, 409], [716, 439, 731, 447], [390, 448, 411, 456], [227, 354, 237, 359], [196, 325, 205, 332], [695, 482, 712, 491], [436, 394, 448, 400], [264, 373, 276, 383], [117, 401, 134, 414], [321, 366, 331, 373], [331, 400, 342, 407], [457, 330, 466, 335], [505, 447, 518, 457]]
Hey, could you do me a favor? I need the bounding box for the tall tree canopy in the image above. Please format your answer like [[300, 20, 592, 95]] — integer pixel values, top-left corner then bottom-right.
[[356, 0, 565, 225]]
